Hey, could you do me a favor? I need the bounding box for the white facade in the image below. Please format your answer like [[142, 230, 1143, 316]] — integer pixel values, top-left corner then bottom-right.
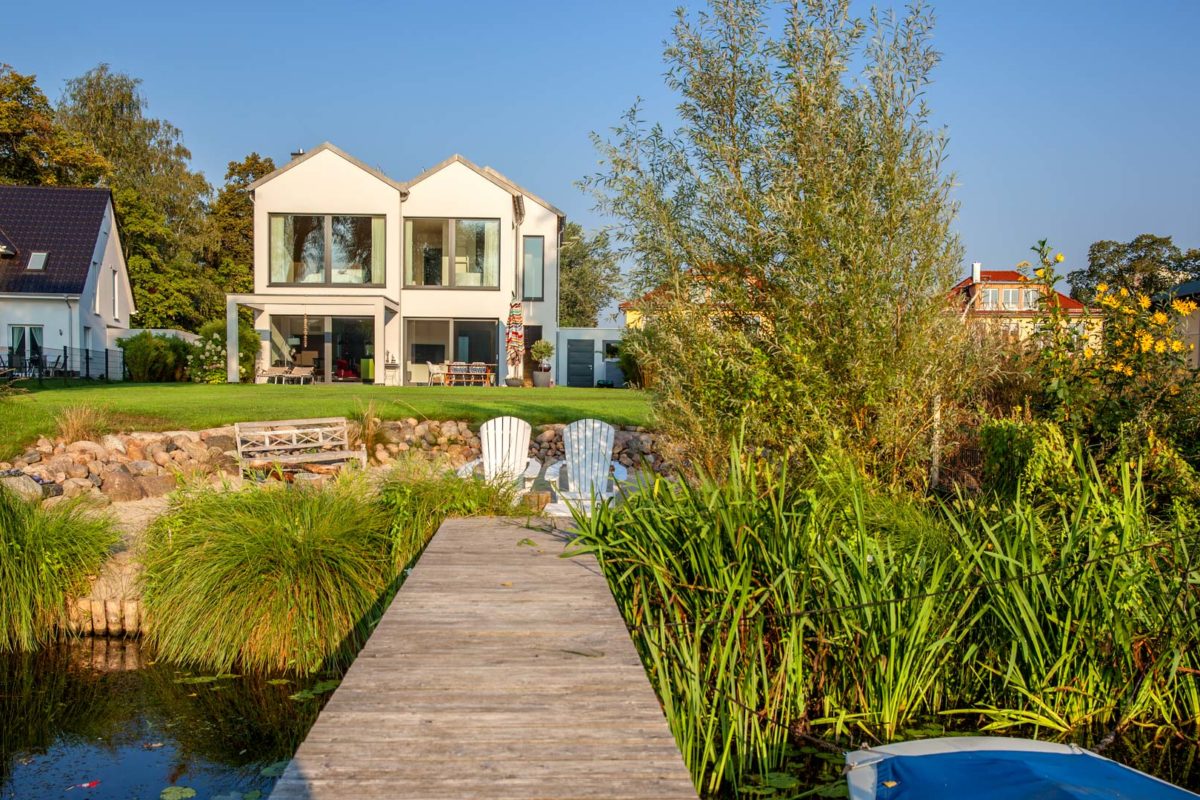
[[0, 197, 133, 377], [226, 144, 563, 385]]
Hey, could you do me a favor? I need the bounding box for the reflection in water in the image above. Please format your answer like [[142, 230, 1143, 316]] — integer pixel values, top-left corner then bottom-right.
[[1, 639, 336, 800]]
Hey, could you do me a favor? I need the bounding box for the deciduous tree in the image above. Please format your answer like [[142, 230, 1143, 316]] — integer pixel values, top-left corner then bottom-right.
[[586, 0, 989, 485], [209, 152, 275, 294], [558, 221, 621, 327], [1067, 234, 1200, 304], [0, 64, 107, 185]]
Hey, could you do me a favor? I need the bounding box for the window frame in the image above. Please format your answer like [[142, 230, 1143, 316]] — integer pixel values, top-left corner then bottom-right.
[[1002, 288, 1019, 311], [403, 216, 502, 290], [267, 213, 386, 287], [112, 268, 119, 319], [979, 288, 999, 310], [522, 235, 545, 301]]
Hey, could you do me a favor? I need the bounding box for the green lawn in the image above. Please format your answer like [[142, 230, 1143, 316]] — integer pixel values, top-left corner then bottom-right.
[[0, 382, 653, 458]]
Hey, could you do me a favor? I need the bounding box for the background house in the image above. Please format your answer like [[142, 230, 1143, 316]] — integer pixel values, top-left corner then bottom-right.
[[0, 186, 133, 379], [225, 143, 563, 386], [1169, 279, 1200, 368], [953, 262, 1100, 343]]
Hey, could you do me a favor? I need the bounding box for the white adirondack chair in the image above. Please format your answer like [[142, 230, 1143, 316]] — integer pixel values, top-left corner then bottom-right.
[[455, 416, 540, 490], [545, 419, 628, 510]]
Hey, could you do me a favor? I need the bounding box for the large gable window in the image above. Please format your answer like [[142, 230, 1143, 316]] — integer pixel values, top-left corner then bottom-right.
[[405, 218, 499, 289], [270, 214, 383, 285]]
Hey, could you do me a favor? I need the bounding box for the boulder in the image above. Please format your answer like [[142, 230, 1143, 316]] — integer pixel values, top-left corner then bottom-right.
[[181, 440, 210, 463], [62, 477, 95, 498], [45, 454, 75, 474], [292, 472, 327, 488], [151, 449, 172, 468], [87, 460, 104, 476], [136, 474, 178, 497], [66, 463, 89, 480], [66, 441, 108, 461], [100, 435, 127, 455], [21, 451, 42, 464], [127, 460, 157, 477], [204, 434, 237, 453], [0, 474, 42, 502], [101, 469, 144, 502]]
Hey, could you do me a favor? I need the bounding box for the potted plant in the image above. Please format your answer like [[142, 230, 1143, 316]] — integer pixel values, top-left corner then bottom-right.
[[530, 339, 554, 387]]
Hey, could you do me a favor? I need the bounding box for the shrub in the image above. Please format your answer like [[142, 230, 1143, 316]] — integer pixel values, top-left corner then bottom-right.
[[348, 400, 389, 460], [190, 318, 258, 383], [0, 487, 119, 652], [140, 479, 395, 673], [55, 404, 109, 442], [529, 339, 554, 370], [117, 331, 194, 382], [979, 415, 1077, 506]]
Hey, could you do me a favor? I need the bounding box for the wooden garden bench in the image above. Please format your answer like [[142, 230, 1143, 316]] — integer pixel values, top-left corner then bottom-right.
[[234, 417, 367, 473]]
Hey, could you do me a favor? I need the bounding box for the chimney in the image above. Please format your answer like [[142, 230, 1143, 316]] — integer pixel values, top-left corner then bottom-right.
[[290, 147, 306, 161], [971, 261, 982, 284]]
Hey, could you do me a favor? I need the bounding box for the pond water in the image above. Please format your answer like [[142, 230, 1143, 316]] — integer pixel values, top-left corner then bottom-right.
[[0, 639, 338, 800]]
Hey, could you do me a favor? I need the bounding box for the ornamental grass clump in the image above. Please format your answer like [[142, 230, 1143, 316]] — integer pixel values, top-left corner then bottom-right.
[[140, 479, 394, 674], [0, 487, 118, 653]]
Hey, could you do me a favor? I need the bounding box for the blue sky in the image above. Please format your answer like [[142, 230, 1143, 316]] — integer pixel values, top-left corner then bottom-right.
[[7, 0, 1199, 284]]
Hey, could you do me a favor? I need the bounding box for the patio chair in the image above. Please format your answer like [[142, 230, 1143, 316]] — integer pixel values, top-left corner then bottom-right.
[[455, 416, 540, 491], [469, 361, 488, 386], [545, 418, 628, 512], [425, 361, 448, 386], [447, 362, 468, 386]]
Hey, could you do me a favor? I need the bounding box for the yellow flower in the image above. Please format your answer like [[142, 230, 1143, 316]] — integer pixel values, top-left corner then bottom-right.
[[1035, 268, 1045, 278], [1152, 311, 1169, 325], [1155, 340, 1167, 354], [1124, 365, 1134, 376], [1083, 346, 1095, 359], [1055, 253, 1065, 263], [1171, 340, 1186, 353], [1097, 283, 1109, 293], [1119, 287, 1130, 298], [1172, 298, 1198, 316], [1140, 333, 1155, 352], [1112, 360, 1126, 373], [1138, 293, 1151, 310]]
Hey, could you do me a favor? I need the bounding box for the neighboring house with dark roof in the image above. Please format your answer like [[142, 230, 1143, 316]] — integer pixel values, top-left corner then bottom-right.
[[224, 142, 566, 385], [952, 262, 1100, 344], [0, 186, 134, 373]]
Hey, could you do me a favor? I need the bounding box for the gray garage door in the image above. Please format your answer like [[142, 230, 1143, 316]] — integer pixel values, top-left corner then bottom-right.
[[566, 339, 595, 387]]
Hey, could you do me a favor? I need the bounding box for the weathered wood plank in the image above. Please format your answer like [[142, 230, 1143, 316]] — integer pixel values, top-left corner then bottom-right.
[[269, 517, 696, 800]]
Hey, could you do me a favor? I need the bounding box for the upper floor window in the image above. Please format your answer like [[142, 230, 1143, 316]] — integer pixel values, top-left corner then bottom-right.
[[405, 218, 499, 288], [27, 252, 48, 270], [1002, 288, 1019, 310], [979, 288, 999, 310], [269, 214, 384, 286], [1023, 287, 1040, 310], [522, 236, 544, 300]]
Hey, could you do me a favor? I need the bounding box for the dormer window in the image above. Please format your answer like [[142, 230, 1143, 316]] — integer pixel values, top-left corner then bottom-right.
[[27, 252, 48, 270]]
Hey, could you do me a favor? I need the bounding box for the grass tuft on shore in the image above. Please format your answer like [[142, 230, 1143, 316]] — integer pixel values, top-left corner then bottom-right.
[[0, 487, 118, 653], [140, 465, 527, 674]]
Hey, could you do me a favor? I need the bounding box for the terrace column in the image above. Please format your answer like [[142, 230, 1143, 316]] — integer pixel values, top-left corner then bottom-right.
[[374, 303, 386, 386], [226, 299, 239, 383]]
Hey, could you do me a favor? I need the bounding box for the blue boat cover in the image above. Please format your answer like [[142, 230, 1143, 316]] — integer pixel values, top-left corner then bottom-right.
[[870, 749, 1196, 800]]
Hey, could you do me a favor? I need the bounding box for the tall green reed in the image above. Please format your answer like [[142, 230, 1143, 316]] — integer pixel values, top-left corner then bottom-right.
[[0, 487, 118, 653], [571, 448, 1200, 795]]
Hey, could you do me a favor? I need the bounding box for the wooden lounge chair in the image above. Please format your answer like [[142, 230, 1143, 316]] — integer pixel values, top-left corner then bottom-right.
[[259, 366, 289, 384], [545, 418, 627, 513], [283, 366, 314, 385], [456, 416, 540, 491]]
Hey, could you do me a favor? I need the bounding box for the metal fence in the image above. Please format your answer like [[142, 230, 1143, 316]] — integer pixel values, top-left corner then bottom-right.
[[0, 346, 126, 382]]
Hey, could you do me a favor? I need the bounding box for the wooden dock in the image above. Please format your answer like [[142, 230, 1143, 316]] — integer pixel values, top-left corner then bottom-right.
[[269, 517, 697, 800]]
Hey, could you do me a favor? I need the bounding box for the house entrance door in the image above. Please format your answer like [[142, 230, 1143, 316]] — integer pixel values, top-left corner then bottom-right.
[[9, 325, 43, 373]]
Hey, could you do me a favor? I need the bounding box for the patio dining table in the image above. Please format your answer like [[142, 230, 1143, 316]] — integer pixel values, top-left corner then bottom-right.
[[443, 362, 497, 386]]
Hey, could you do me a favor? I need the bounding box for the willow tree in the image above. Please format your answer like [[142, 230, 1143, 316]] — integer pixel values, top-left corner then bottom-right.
[[588, 0, 987, 487]]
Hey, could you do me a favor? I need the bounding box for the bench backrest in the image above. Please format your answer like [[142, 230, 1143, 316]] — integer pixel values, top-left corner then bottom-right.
[[234, 417, 352, 459]]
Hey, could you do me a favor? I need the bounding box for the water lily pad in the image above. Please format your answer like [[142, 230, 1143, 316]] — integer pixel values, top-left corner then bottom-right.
[[763, 772, 800, 789], [160, 788, 197, 800], [813, 782, 849, 798], [260, 760, 290, 778], [245, 792, 263, 800], [310, 679, 340, 694], [266, 678, 291, 686]]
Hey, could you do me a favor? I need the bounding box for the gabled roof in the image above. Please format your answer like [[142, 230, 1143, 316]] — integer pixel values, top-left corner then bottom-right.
[[952, 268, 1088, 313], [1171, 279, 1200, 299], [245, 142, 408, 193], [0, 186, 111, 295], [406, 154, 565, 216]]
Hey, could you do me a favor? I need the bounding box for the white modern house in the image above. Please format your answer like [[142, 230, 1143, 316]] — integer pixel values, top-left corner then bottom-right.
[[225, 143, 564, 386], [0, 186, 134, 378]]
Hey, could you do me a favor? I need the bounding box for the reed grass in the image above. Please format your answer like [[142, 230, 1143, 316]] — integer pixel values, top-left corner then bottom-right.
[[570, 449, 1200, 795], [0, 487, 118, 653]]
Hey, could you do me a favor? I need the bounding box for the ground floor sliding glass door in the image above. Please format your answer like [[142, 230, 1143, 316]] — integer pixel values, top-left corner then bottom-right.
[[269, 314, 375, 383], [403, 318, 501, 385]]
